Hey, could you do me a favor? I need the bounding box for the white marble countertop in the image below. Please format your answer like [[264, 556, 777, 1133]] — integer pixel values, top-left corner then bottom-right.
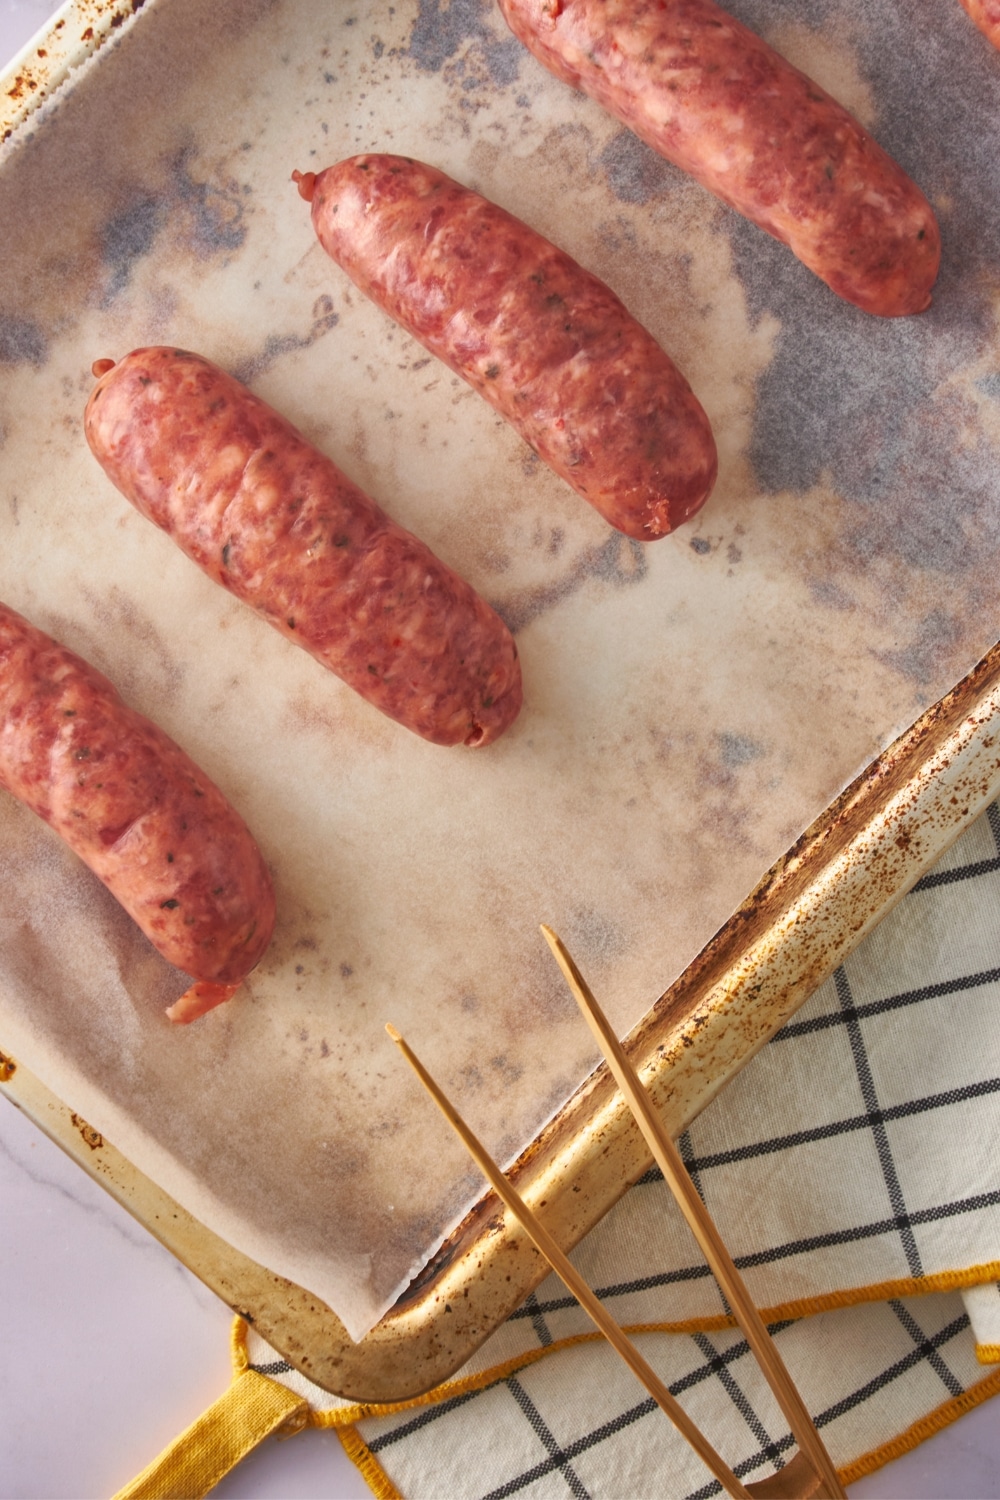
[[1, 4, 999, 1497], [6, 1079, 1000, 1500]]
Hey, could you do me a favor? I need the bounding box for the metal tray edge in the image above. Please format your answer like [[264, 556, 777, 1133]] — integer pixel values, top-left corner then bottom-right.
[[5, 640, 1000, 1401], [0, 0, 144, 146], [5, 0, 1000, 1407]]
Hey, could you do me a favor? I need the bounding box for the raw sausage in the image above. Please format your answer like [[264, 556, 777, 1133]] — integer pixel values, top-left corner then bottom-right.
[[85, 348, 522, 748], [0, 602, 275, 1023], [495, 0, 941, 317], [958, 0, 1000, 49], [296, 155, 717, 541], [86, 349, 520, 748], [297, 156, 716, 541]]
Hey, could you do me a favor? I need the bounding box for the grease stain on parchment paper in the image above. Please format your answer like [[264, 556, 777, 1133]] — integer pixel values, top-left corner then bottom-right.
[[1, 9, 266, 297], [53, 584, 186, 707], [231, 295, 340, 384], [101, 191, 162, 301], [406, 0, 523, 87], [98, 145, 251, 305], [494, 533, 647, 634], [0, 315, 47, 366]]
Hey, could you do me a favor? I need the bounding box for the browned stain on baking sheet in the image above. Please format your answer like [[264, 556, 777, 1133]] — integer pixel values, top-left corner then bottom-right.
[[70, 1112, 104, 1149]]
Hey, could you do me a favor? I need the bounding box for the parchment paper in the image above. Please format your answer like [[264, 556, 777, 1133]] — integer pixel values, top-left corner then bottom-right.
[[0, 0, 998, 1341]]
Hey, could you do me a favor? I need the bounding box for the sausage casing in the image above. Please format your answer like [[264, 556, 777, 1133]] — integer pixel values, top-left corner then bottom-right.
[[0, 602, 275, 1022], [85, 348, 522, 748], [958, 0, 1000, 49], [496, 0, 941, 317], [299, 155, 717, 541]]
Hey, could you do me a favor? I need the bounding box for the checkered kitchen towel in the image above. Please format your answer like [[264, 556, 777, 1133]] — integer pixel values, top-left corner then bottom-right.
[[234, 800, 1000, 1497]]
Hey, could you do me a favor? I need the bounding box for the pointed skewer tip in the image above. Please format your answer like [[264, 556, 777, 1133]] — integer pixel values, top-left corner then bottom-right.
[[385, 1022, 402, 1042]]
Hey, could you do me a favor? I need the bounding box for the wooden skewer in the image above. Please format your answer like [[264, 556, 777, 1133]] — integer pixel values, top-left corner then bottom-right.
[[539, 925, 846, 1500], [386, 1022, 753, 1500]]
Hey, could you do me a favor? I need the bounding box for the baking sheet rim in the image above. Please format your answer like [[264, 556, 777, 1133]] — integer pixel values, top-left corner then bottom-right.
[[0, 0, 143, 144], [4, 638, 1000, 1401], [4, 0, 1000, 1403]]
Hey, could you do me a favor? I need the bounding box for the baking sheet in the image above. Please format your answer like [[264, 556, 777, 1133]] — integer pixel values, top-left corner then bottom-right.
[[0, 0, 998, 1343]]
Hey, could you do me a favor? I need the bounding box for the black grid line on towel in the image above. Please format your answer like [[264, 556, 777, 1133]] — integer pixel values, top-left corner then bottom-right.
[[889, 1299, 963, 1398], [473, 1321, 799, 1500], [678, 1128, 707, 1204], [250, 1357, 294, 1376], [690, 1330, 783, 1469], [678, 1311, 972, 1500], [507, 1376, 592, 1499], [510, 1190, 1000, 1322], [635, 1076, 1000, 1177], [774, 964, 1000, 1044], [523, 1290, 555, 1348], [464, 1310, 974, 1500], [912, 800, 1000, 890], [834, 965, 923, 1277]]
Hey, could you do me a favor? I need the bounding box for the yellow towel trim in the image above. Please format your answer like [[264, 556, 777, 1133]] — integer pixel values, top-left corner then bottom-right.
[[333, 1348, 1000, 1500], [121, 1257, 1000, 1500], [278, 1259, 1000, 1427], [839, 1366, 1000, 1485], [232, 1315, 251, 1372], [312, 1330, 608, 1426], [336, 1423, 403, 1500], [112, 1334, 308, 1500], [231, 1314, 250, 1373], [331, 1339, 1000, 1500], [307, 1266, 1000, 1498]]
